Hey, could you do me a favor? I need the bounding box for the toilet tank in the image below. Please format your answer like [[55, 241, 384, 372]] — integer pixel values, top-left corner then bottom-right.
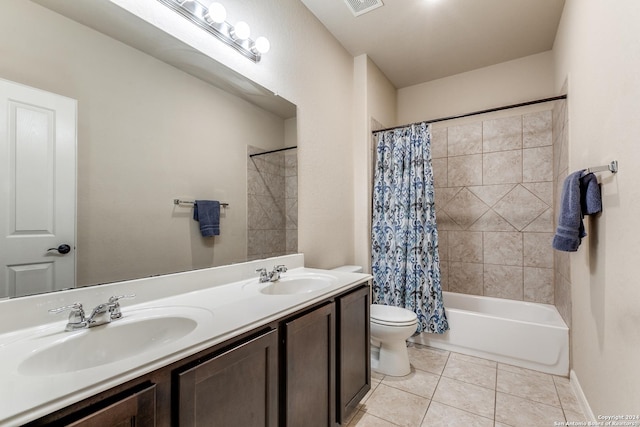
[[331, 265, 363, 273]]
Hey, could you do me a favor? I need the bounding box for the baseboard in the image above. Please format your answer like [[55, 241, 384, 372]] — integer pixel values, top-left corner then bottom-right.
[[570, 369, 595, 421]]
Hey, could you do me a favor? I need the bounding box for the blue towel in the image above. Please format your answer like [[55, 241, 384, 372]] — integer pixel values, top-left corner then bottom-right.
[[193, 200, 220, 237], [552, 171, 602, 251], [553, 171, 586, 251], [580, 172, 602, 215]]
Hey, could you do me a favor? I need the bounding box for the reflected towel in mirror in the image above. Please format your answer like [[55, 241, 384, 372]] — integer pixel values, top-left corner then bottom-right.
[[193, 200, 220, 237]]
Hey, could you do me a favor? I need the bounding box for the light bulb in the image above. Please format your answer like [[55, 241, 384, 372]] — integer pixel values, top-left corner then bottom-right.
[[204, 2, 226, 24], [231, 21, 250, 41], [253, 36, 270, 54]]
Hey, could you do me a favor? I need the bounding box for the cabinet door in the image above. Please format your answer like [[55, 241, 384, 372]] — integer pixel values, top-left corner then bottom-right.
[[337, 285, 371, 424], [66, 384, 156, 427], [177, 329, 278, 427], [284, 302, 335, 427]]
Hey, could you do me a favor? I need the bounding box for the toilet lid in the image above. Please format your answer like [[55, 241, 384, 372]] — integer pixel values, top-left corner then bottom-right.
[[370, 304, 418, 325]]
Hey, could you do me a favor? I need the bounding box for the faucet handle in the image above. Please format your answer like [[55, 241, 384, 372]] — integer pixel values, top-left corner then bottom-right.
[[49, 302, 87, 331], [256, 268, 269, 282], [108, 294, 136, 304], [273, 265, 287, 273], [108, 294, 136, 320], [49, 302, 85, 317]]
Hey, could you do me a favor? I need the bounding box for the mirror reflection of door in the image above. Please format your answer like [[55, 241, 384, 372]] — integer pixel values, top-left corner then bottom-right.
[[0, 79, 77, 298]]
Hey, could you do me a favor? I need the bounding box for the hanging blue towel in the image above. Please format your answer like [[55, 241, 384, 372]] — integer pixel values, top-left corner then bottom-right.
[[553, 171, 586, 252], [193, 200, 220, 237], [580, 172, 602, 215], [552, 171, 602, 251]]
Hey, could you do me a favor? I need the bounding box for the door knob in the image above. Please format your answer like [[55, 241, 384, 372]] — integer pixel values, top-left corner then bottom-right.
[[47, 244, 72, 254]]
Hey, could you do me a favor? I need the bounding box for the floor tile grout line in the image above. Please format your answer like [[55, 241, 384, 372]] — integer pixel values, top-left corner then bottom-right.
[[419, 350, 451, 426], [428, 400, 496, 426], [551, 375, 570, 422], [375, 381, 434, 402], [494, 359, 499, 425], [442, 355, 499, 388]]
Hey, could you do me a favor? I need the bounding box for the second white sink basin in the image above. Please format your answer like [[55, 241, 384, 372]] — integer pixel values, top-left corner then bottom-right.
[[259, 273, 337, 295], [18, 306, 213, 376]]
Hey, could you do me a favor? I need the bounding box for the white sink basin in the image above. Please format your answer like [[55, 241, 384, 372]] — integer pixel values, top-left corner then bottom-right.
[[18, 306, 212, 376], [259, 273, 337, 295]]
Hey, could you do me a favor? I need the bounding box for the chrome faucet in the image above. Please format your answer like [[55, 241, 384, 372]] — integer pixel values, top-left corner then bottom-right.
[[49, 294, 135, 331], [256, 265, 288, 283], [85, 301, 115, 327]]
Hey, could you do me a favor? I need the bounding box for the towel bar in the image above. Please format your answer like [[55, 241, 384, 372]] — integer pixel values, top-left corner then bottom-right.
[[174, 199, 229, 207], [586, 160, 618, 174]]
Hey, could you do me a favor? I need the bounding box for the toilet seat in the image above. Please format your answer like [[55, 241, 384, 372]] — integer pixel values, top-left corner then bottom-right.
[[370, 304, 418, 327], [371, 317, 417, 327]]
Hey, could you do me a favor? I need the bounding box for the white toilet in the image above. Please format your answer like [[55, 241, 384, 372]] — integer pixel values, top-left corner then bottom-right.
[[332, 266, 418, 377], [370, 304, 418, 376]]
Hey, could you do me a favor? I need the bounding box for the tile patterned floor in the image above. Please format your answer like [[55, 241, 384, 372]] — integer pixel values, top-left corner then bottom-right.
[[347, 344, 587, 427]]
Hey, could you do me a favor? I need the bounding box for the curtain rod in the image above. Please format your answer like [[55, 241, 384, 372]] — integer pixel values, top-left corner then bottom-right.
[[249, 146, 297, 158], [373, 95, 567, 134]]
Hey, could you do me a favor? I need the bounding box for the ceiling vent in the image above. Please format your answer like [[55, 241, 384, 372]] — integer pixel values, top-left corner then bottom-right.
[[343, 0, 384, 17]]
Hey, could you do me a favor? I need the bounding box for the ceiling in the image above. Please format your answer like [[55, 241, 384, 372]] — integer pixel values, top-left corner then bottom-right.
[[300, 0, 566, 89]]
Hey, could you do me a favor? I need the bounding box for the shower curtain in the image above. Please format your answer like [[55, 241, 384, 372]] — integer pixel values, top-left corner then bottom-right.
[[371, 122, 448, 334]]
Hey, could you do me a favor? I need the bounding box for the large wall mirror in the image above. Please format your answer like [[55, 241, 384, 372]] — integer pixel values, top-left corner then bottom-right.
[[0, 0, 297, 298]]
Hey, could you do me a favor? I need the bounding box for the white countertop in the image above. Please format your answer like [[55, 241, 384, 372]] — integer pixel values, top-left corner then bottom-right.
[[0, 255, 371, 426]]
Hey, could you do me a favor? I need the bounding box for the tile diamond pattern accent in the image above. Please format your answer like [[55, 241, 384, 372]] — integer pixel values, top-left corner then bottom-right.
[[434, 187, 463, 210], [469, 210, 516, 232], [442, 189, 489, 229], [492, 185, 549, 231], [467, 184, 516, 207]]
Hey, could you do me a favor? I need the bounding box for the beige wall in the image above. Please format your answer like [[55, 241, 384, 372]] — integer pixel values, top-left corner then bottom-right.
[[353, 55, 397, 272], [1, 0, 287, 286], [397, 51, 556, 124], [553, 0, 640, 415]]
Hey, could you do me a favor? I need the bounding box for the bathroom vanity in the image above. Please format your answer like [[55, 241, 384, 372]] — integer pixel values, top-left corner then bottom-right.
[[0, 255, 371, 426]]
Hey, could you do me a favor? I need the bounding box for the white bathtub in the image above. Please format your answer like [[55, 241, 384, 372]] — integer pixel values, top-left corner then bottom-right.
[[409, 291, 569, 376]]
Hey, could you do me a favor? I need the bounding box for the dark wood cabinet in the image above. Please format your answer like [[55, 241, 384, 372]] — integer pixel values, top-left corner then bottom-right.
[[283, 302, 336, 427], [336, 285, 370, 424], [177, 329, 278, 427], [281, 284, 371, 426]]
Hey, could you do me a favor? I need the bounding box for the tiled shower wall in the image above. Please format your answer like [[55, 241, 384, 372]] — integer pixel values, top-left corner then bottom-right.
[[284, 149, 298, 255], [552, 98, 571, 328], [247, 146, 298, 260], [433, 109, 555, 303]]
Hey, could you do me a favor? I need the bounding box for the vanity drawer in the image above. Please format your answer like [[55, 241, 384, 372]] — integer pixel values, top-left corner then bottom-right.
[[67, 383, 156, 427], [26, 382, 157, 427], [176, 328, 279, 427]]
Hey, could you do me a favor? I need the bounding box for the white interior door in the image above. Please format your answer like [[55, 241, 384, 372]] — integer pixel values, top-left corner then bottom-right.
[[0, 78, 77, 298]]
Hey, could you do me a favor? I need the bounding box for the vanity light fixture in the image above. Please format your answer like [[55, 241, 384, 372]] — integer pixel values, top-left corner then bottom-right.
[[230, 21, 250, 41], [157, 0, 270, 62]]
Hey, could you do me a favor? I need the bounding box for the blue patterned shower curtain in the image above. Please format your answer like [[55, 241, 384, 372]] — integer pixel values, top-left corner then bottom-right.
[[371, 122, 448, 334]]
